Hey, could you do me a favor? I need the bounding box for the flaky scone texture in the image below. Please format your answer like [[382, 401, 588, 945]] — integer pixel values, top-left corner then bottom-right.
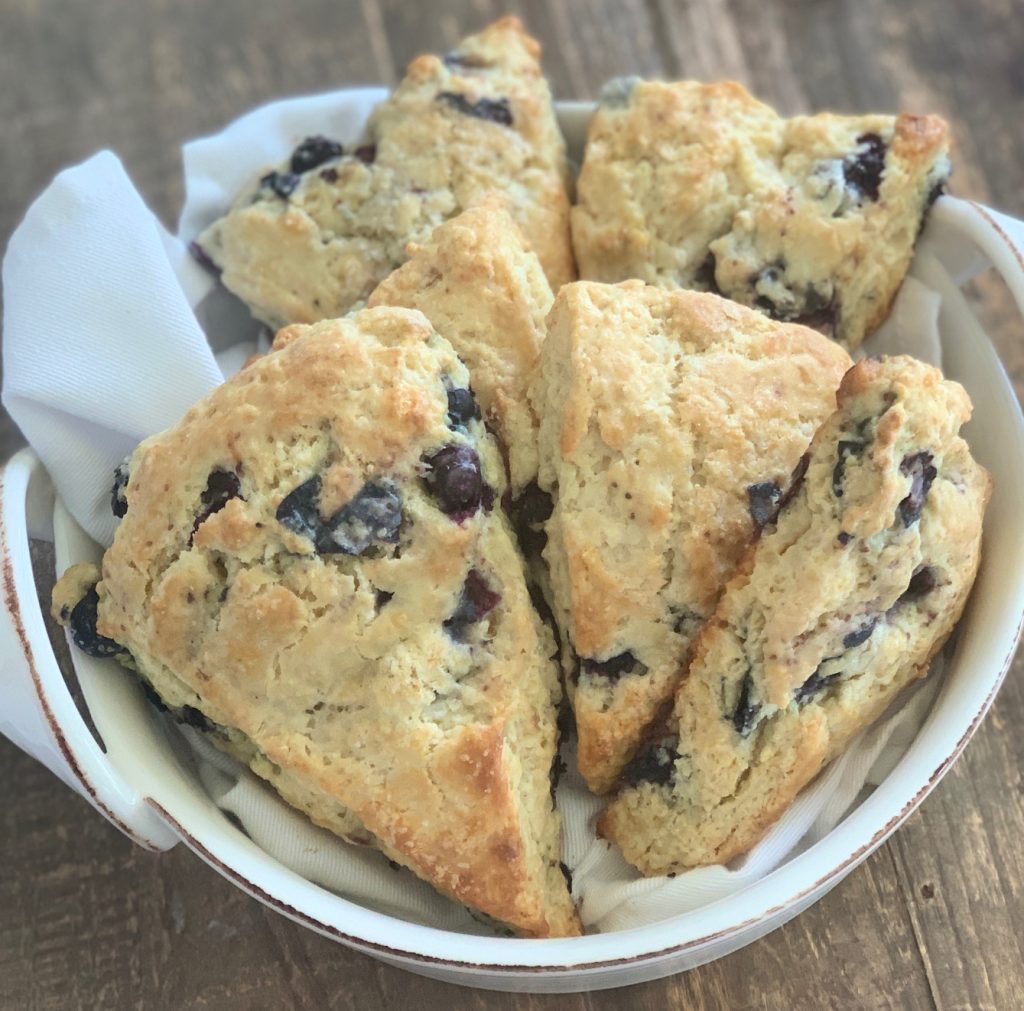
[[197, 16, 574, 329], [534, 280, 851, 793], [369, 201, 553, 496], [54, 306, 579, 938], [600, 356, 990, 875], [572, 78, 950, 348]]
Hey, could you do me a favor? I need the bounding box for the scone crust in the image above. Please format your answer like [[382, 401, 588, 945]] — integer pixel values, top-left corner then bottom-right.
[[534, 280, 851, 792], [70, 306, 578, 937], [199, 16, 573, 329], [369, 201, 553, 494], [571, 78, 950, 348], [600, 355, 990, 875]]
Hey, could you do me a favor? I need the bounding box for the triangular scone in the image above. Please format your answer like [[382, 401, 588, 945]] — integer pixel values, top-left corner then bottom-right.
[[368, 202, 553, 499], [53, 307, 579, 938], [572, 78, 950, 348], [196, 17, 574, 329], [600, 356, 990, 875], [534, 280, 851, 793]]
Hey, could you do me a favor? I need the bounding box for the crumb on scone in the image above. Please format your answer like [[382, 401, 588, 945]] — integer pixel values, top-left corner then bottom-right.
[[571, 78, 951, 349], [598, 355, 990, 875], [195, 16, 574, 329], [53, 306, 580, 938], [533, 279, 852, 794]]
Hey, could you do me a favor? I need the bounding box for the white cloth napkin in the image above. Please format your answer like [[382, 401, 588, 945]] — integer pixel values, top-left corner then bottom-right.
[[1, 89, 947, 936]]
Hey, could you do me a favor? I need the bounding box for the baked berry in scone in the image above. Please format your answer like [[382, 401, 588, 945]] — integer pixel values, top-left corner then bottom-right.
[[52, 306, 580, 938], [195, 17, 574, 329], [533, 279, 851, 794], [599, 356, 990, 875], [368, 201, 553, 499], [571, 78, 950, 349]]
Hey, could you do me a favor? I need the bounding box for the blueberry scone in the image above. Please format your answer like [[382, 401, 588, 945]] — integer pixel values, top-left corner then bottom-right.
[[368, 201, 553, 499], [195, 17, 574, 329], [534, 280, 851, 794], [599, 356, 990, 875], [52, 306, 580, 938], [571, 78, 950, 349]]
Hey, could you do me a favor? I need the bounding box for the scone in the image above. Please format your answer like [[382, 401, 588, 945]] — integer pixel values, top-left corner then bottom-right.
[[368, 201, 552, 499], [533, 280, 852, 793], [195, 16, 574, 329], [571, 78, 950, 348], [599, 356, 990, 875], [52, 306, 580, 938]]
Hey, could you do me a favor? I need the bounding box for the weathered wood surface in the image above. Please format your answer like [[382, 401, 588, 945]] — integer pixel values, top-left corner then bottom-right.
[[1, 0, 1022, 1007]]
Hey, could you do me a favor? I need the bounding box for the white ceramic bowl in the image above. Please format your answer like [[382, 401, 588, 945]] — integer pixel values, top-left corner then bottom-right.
[[2, 104, 1024, 993]]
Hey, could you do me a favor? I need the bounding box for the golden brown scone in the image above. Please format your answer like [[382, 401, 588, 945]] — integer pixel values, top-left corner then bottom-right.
[[52, 306, 579, 938], [533, 280, 851, 793], [368, 201, 553, 497], [572, 78, 950, 349], [196, 17, 574, 328], [600, 356, 990, 875]]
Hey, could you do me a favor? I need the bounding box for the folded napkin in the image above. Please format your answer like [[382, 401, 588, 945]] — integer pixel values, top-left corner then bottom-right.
[[1, 88, 947, 935]]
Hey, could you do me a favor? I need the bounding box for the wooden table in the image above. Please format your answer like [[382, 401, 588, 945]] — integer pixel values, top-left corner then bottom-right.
[[2, 1, 1022, 1007]]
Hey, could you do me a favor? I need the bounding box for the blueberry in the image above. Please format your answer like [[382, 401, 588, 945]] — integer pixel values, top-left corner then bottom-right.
[[622, 736, 680, 787], [437, 92, 513, 126], [832, 439, 866, 499], [138, 678, 169, 712], [925, 180, 947, 209], [444, 569, 501, 641], [694, 252, 721, 296], [276, 475, 323, 543], [375, 589, 394, 611], [260, 171, 300, 199], [897, 566, 938, 605], [188, 240, 221, 277], [897, 452, 937, 527], [843, 133, 887, 202], [319, 482, 402, 555], [559, 862, 573, 891], [111, 461, 130, 518], [277, 476, 403, 555], [670, 607, 701, 636], [68, 586, 123, 659], [837, 531, 854, 546], [446, 385, 481, 428], [290, 135, 343, 174], [549, 752, 568, 804], [319, 167, 339, 183], [581, 650, 642, 682], [747, 481, 782, 530], [443, 51, 491, 70], [509, 481, 554, 556], [191, 469, 242, 539], [795, 666, 842, 704], [179, 704, 213, 732], [843, 618, 877, 650], [353, 144, 377, 164], [423, 443, 487, 519], [730, 671, 760, 736], [794, 304, 837, 339]]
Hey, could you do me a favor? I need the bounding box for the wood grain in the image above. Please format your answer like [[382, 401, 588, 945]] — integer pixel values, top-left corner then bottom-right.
[[2, 0, 1023, 1007]]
